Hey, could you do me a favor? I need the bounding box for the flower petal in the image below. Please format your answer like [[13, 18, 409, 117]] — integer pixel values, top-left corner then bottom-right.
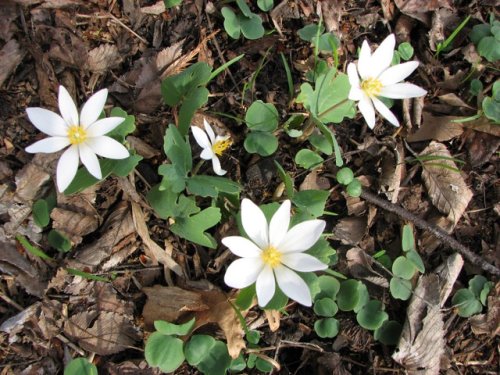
[[56, 145, 79, 192], [378, 61, 419, 86], [26, 108, 68, 136], [222, 236, 262, 258], [25, 137, 70, 153], [211, 155, 227, 176], [357, 40, 372, 79], [370, 34, 396, 78], [357, 95, 376, 129], [85, 136, 129, 159], [269, 200, 290, 247], [380, 83, 427, 99], [224, 257, 264, 289], [347, 63, 360, 88], [192, 125, 211, 149], [200, 148, 214, 160], [80, 88, 108, 128], [278, 219, 325, 253], [241, 198, 269, 249], [58, 85, 79, 126], [281, 253, 328, 272], [274, 265, 312, 306], [349, 87, 364, 101], [79, 143, 102, 179], [203, 118, 216, 144], [86, 117, 124, 137], [372, 97, 399, 127], [256, 265, 275, 307]]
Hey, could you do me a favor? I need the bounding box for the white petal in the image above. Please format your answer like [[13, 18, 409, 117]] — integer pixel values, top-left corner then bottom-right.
[[80, 88, 108, 128], [203, 119, 216, 144], [79, 143, 102, 179], [212, 156, 227, 176], [349, 87, 364, 101], [378, 61, 419, 86], [278, 219, 325, 253], [25, 137, 70, 153], [274, 265, 312, 306], [241, 198, 269, 249], [370, 34, 396, 78], [256, 265, 276, 307], [347, 63, 360, 88], [56, 145, 79, 192], [58, 85, 79, 126], [372, 97, 399, 127], [26, 108, 68, 136], [86, 117, 124, 137], [281, 253, 328, 272], [357, 40, 372, 79], [85, 136, 129, 159], [358, 95, 376, 129], [200, 148, 214, 160], [380, 83, 427, 99], [224, 258, 264, 289], [221, 236, 262, 258], [269, 200, 290, 247], [192, 125, 212, 149]]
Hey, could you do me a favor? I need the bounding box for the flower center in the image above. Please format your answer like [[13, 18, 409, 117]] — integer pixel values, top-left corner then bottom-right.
[[67, 125, 87, 145], [360, 77, 382, 98], [212, 138, 231, 156], [261, 246, 282, 268]]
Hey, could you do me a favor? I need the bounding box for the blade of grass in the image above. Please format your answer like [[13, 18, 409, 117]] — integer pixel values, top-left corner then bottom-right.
[[209, 53, 245, 82], [280, 52, 294, 102], [16, 234, 53, 261]]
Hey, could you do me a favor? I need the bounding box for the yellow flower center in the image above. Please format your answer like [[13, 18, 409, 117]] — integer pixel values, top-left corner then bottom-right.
[[212, 138, 231, 156], [360, 77, 382, 98], [261, 246, 282, 268], [67, 125, 87, 145]]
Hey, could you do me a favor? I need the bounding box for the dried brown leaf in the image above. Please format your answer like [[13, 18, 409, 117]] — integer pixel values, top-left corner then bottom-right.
[[51, 207, 99, 245], [0, 39, 25, 88], [470, 281, 500, 336], [464, 130, 500, 167], [438, 93, 473, 109], [126, 136, 160, 159], [87, 44, 122, 73], [420, 142, 473, 224], [420, 215, 454, 254], [462, 116, 500, 137], [346, 248, 390, 287], [394, 0, 453, 25], [318, 0, 343, 32], [264, 309, 281, 332], [379, 141, 404, 203], [407, 112, 464, 142], [299, 169, 331, 191], [140, 0, 165, 15], [333, 217, 366, 245], [14, 160, 51, 202]]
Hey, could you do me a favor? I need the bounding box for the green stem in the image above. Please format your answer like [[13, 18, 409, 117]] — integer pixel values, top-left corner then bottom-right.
[[191, 159, 205, 176]]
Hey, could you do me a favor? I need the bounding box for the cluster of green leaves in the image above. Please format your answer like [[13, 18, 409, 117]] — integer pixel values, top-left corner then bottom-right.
[[482, 80, 500, 123], [451, 275, 493, 317], [298, 23, 339, 55], [392, 42, 414, 64], [389, 225, 425, 301], [64, 357, 97, 375], [222, 0, 265, 40], [336, 167, 362, 197], [243, 100, 279, 156], [229, 330, 274, 373], [148, 124, 240, 248], [470, 14, 500, 63]]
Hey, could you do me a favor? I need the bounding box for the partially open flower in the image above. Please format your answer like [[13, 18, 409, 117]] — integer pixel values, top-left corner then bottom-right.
[[222, 199, 328, 307], [347, 34, 427, 128], [25, 86, 129, 192], [191, 119, 231, 176]]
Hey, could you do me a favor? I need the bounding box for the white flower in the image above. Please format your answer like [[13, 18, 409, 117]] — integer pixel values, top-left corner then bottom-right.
[[191, 119, 231, 176], [347, 34, 427, 128], [25, 86, 129, 192], [222, 199, 328, 307]]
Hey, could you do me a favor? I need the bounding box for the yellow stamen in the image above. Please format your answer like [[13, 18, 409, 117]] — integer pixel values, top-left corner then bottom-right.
[[360, 77, 382, 98], [261, 246, 282, 268], [212, 138, 231, 156], [67, 125, 87, 145]]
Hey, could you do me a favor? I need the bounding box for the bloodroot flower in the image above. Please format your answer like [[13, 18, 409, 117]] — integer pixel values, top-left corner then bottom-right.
[[347, 33, 427, 128], [25, 86, 129, 192], [191, 119, 231, 176], [222, 199, 328, 307]]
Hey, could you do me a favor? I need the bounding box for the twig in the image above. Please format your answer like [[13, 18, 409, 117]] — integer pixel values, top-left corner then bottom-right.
[[360, 188, 500, 276]]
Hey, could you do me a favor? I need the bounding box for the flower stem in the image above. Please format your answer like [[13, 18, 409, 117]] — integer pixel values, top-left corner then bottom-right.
[[191, 159, 204, 176]]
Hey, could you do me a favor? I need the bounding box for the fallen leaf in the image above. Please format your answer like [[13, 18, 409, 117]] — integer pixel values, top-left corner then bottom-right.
[[0, 39, 25, 88], [470, 281, 500, 336], [0, 2, 18, 42], [264, 309, 281, 332], [51, 207, 99, 245], [438, 93, 474, 109], [379, 141, 404, 203], [420, 142, 473, 224], [394, 0, 453, 25], [299, 169, 331, 191], [87, 44, 122, 73], [333, 217, 366, 245], [346, 247, 390, 288], [407, 112, 464, 142], [140, 0, 165, 15], [420, 215, 455, 254], [14, 159, 51, 202], [126, 136, 160, 159], [464, 130, 500, 167], [318, 0, 343, 32], [462, 116, 500, 137]]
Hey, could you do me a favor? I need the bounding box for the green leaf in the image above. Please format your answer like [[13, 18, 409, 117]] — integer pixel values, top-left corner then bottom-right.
[[337, 279, 362, 311], [164, 0, 182, 8], [16, 234, 53, 260], [374, 320, 402, 346], [255, 358, 273, 372], [257, 0, 274, 12], [109, 107, 136, 141], [274, 161, 295, 198], [295, 149, 323, 169], [298, 24, 325, 42], [195, 340, 232, 375], [468, 275, 488, 299], [48, 230, 72, 252], [392, 256, 416, 280], [406, 250, 425, 273], [236, 0, 252, 17], [64, 358, 98, 375], [263, 286, 288, 310], [221, 7, 241, 39], [397, 42, 414, 60], [187, 175, 241, 198], [305, 238, 336, 266], [185, 335, 216, 366], [236, 285, 256, 310], [154, 318, 195, 336], [158, 164, 187, 193], [469, 79, 483, 96], [317, 33, 339, 52], [401, 224, 415, 252], [336, 167, 354, 185], [229, 354, 247, 372], [480, 281, 493, 306], [309, 133, 333, 155], [244, 131, 278, 156], [145, 332, 185, 373], [356, 300, 388, 330], [32, 199, 51, 228], [66, 268, 112, 282], [390, 277, 412, 301], [477, 36, 500, 62], [314, 298, 338, 317], [470, 23, 491, 44], [452, 288, 483, 317], [346, 179, 361, 197], [316, 275, 340, 300], [246, 330, 261, 345], [170, 207, 221, 248], [292, 189, 329, 219], [482, 96, 500, 123], [240, 13, 265, 40], [179, 87, 210, 135], [245, 100, 279, 132], [314, 318, 339, 338]]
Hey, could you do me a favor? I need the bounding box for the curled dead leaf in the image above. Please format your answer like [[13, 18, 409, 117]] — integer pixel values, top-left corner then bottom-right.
[[87, 44, 122, 73]]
